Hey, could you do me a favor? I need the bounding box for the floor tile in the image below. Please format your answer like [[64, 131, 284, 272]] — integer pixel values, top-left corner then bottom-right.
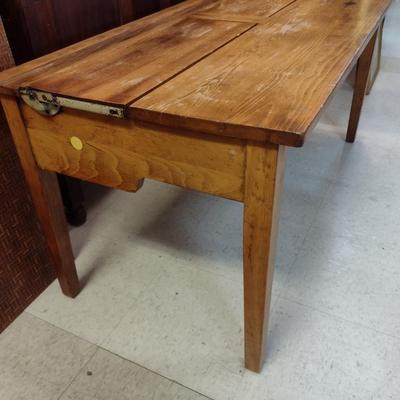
[[60, 349, 209, 400], [100, 258, 261, 399], [383, 0, 400, 58], [27, 228, 165, 344], [283, 221, 400, 338], [312, 178, 400, 240], [246, 298, 400, 400], [77, 178, 305, 281], [0, 313, 96, 400], [102, 288, 400, 400]]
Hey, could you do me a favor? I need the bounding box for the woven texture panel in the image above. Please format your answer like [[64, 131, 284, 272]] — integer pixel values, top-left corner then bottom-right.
[[0, 18, 55, 332]]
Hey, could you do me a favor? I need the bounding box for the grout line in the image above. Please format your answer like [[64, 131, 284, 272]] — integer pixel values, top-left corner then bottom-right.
[[98, 347, 215, 400], [276, 295, 400, 342], [23, 312, 215, 399], [56, 348, 100, 400], [24, 310, 99, 346], [97, 295, 142, 348]]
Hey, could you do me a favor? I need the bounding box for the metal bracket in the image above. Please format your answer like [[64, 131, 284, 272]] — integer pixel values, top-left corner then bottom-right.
[[19, 88, 125, 119]]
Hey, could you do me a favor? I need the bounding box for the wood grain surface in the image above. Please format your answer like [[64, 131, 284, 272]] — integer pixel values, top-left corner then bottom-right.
[[18, 17, 252, 105], [133, 0, 391, 146], [0, 0, 220, 96], [0, 0, 392, 147], [22, 104, 245, 201], [195, 0, 296, 22]]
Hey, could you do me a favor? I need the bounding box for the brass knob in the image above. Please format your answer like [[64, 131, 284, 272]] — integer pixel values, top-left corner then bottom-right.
[[70, 136, 83, 151]]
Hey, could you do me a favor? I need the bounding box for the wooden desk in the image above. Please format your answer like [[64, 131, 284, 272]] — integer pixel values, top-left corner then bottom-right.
[[0, 0, 391, 372]]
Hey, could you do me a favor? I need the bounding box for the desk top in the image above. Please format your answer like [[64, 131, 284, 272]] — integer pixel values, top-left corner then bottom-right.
[[0, 0, 391, 146]]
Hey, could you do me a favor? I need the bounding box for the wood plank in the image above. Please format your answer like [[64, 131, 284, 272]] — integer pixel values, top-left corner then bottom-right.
[[1, 96, 79, 298], [21, 104, 245, 201], [22, 17, 252, 105], [195, 0, 296, 23], [132, 0, 391, 147], [0, 0, 224, 97]]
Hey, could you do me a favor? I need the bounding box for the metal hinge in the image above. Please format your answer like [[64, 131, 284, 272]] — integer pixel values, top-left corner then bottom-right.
[[19, 88, 125, 119]]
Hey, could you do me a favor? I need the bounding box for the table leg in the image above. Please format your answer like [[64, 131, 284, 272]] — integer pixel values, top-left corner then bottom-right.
[[1, 96, 80, 297], [58, 175, 87, 227], [366, 18, 385, 96], [243, 141, 286, 372], [346, 29, 378, 143]]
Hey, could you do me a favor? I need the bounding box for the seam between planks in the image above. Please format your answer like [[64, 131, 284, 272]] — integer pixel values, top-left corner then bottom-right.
[[127, 0, 301, 107], [193, 0, 300, 24], [125, 21, 257, 107]]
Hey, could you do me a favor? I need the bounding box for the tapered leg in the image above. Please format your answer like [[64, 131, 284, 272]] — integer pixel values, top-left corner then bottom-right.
[[1, 96, 80, 297], [243, 141, 286, 372], [346, 29, 378, 143]]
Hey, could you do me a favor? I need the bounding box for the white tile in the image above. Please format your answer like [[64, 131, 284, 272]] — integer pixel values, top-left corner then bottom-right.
[[100, 258, 266, 399], [283, 222, 400, 338], [286, 124, 346, 182], [76, 179, 303, 281], [247, 298, 400, 400], [27, 227, 165, 344], [370, 373, 400, 400], [101, 285, 400, 400], [312, 179, 400, 240], [81, 181, 244, 279], [60, 349, 208, 400], [383, 0, 400, 58], [0, 313, 96, 400]]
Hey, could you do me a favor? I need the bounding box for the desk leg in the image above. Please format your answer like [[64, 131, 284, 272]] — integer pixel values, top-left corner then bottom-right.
[[1, 96, 80, 297], [243, 142, 286, 372], [346, 29, 378, 143]]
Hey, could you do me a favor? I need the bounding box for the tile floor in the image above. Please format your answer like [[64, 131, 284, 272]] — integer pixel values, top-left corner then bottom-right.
[[2, 2, 400, 399]]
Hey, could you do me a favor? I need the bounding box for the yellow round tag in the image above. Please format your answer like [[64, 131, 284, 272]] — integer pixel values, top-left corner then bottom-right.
[[70, 136, 83, 151]]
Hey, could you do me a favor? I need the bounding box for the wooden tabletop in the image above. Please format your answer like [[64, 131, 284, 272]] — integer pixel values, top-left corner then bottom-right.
[[0, 0, 391, 147]]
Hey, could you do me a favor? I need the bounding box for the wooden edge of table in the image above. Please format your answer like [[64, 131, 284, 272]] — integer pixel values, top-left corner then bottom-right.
[[129, 106, 306, 147]]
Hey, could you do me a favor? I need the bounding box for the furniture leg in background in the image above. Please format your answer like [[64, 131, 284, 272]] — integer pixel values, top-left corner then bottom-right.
[[58, 175, 87, 226], [366, 18, 385, 95], [346, 29, 378, 143]]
